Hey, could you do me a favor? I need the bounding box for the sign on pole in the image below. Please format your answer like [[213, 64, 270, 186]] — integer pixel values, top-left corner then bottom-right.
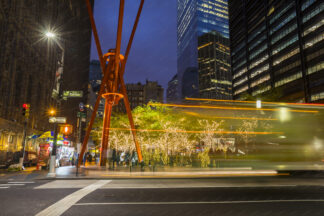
[[63, 91, 83, 98], [79, 102, 84, 112], [49, 117, 67, 124]]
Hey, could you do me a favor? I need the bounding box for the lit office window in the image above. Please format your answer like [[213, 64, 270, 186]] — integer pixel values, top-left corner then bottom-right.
[[233, 58, 246, 71], [234, 85, 248, 95], [271, 24, 297, 45], [303, 3, 324, 23], [270, 11, 296, 35], [275, 72, 302, 87], [275, 61, 301, 75], [269, 2, 294, 25], [252, 85, 271, 96], [233, 67, 247, 79], [307, 61, 324, 75], [303, 19, 324, 36], [306, 47, 324, 61], [272, 35, 298, 55], [304, 33, 324, 49], [249, 54, 268, 69], [249, 44, 267, 60], [251, 74, 270, 87], [273, 48, 299, 66], [233, 76, 248, 87], [249, 34, 266, 51], [311, 91, 324, 101], [250, 64, 269, 78], [302, 0, 316, 11]]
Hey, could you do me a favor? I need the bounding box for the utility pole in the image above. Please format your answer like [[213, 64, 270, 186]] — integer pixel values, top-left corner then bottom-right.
[[19, 103, 30, 169], [46, 31, 64, 177], [47, 78, 64, 178]]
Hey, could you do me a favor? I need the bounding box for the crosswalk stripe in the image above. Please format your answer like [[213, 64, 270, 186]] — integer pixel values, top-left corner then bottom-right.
[[0, 184, 24, 186], [0, 187, 9, 189], [9, 182, 34, 184], [35, 180, 111, 216], [74, 200, 324, 205]]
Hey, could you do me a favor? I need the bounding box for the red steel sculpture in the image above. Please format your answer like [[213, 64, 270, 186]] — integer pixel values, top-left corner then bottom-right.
[[78, 0, 145, 167]]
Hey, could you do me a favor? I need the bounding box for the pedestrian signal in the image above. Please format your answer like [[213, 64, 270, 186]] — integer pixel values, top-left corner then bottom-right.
[[59, 124, 73, 135]]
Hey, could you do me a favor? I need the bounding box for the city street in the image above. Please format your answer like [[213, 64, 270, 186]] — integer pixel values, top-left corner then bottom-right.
[[2, 177, 324, 215]]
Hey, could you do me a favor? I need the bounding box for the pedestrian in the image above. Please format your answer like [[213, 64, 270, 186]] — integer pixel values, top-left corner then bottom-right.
[[112, 148, 117, 168]]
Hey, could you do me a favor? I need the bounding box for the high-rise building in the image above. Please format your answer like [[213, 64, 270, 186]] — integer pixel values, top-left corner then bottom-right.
[[0, 0, 92, 154], [167, 74, 179, 103], [229, 0, 324, 102], [115, 83, 145, 113], [198, 31, 232, 99], [89, 60, 102, 90], [177, 0, 229, 100], [115, 81, 164, 113], [143, 80, 164, 104]]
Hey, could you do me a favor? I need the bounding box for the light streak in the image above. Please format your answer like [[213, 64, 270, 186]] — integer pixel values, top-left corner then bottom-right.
[[148, 103, 319, 113], [183, 112, 278, 121], [185, 97, 324, 107], [108, 128, 283, 135]]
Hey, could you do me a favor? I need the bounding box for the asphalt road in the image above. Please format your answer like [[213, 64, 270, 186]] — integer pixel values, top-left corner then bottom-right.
[[1, 178, 324, 216]]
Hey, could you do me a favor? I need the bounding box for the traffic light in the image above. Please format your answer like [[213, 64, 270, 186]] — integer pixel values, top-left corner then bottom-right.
[[22, 103, 30, 118], [59, 124, 73, 135]]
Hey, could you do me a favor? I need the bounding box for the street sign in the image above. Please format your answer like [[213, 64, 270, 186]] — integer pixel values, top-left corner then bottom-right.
[[63, 91, 83, 98], [77, 112, 86, 118], [49, 117, 66, 124], [79, 102, 84, 112]]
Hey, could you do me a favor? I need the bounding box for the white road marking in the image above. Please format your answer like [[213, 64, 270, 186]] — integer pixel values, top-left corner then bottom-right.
[[0, 184, 24, 186], [9, 181, 34, 184], [74, 200, 324, 206], [35, 180, 111, 216], [36, 180, 98, 189], [0, 187, 9, 189], [101, 185, 297, 189]]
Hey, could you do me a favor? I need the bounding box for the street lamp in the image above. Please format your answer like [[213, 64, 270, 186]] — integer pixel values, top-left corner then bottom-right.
[[45, 32, 55, 38], [45, 31, 65, 178], [49, 108, 56, 116]]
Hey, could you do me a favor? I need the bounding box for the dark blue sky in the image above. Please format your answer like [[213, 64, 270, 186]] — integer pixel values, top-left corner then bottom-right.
[[90, 0, 177, 91]]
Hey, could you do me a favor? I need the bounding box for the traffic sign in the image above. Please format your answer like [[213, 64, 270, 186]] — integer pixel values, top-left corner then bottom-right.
[[63, 91, 83, 98], [79, 102, 84, 112], [77, 112, 86, 118], [49, 117, 66, 124]]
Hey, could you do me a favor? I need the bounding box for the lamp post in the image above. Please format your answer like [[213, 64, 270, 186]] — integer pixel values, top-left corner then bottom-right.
[[46, 31, 65, 178]]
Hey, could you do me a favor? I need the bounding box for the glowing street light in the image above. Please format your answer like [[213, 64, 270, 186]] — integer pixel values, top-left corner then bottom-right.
[[48, 108, 56, 116], [45, 31, 55, 38]]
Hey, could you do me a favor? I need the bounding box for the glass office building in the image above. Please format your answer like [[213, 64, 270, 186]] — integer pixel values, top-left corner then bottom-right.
[[177, 0, 230, 99], [229, 0, 324, 102]]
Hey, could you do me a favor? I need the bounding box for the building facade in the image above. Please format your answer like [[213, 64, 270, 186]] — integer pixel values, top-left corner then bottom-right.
[[229, 0, 324, 102], [177, 0, 230, 100], [115, 83, 145, 113], [89, 60, 102, 89], [143, 80, 164, 104], [0, 0, 92, 156], [167, 74, 179, 103], [198, 31, 232, 99], [115, 81, 164, 113]]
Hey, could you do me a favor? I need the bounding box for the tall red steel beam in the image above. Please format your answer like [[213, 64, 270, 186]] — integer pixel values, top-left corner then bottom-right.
[[78, 0, 145, 167], [116, 0, 145, 163], [78, 57, 110, 168], [98, 0, 124, 166]]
